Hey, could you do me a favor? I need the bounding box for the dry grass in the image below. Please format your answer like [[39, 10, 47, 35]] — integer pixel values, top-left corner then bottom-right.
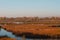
[[0, 38, 16, 40], [1, 24, 60, 36]]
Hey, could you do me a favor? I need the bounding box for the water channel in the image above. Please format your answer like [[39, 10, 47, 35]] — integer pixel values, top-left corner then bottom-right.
[[0, 28, 34, 40], [0, 28, 60, 40]]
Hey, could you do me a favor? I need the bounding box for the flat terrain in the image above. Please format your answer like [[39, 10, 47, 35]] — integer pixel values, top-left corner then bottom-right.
[[1, 24, 60, 36], [0, 17, 60, 39], [0, 37, 16, 40]]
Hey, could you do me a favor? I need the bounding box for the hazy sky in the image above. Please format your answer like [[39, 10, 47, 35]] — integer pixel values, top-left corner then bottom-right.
[[0, 0, 60, 17]]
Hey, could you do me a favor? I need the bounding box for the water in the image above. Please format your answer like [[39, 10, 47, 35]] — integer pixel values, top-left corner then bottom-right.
[[0, 28, 60, 40], [0, 28, 21, 40], [0, 28, 35, 40]]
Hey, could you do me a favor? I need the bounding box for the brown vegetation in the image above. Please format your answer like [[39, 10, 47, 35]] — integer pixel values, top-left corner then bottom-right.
[[0, 17, 60, 24], [0, 37, 16, 40], [0, 17, 60, 37], [1, 24, 60, 36]]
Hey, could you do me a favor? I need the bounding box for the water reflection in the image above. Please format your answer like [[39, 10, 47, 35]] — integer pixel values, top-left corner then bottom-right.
[[0, 28, 31, 40], [0, 28, 16, 38], [0, 28, 59, 40], [0, 28, 22, 40]]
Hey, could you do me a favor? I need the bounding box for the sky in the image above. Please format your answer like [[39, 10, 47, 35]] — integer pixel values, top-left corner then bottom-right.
[[0, 0, 60, 17]]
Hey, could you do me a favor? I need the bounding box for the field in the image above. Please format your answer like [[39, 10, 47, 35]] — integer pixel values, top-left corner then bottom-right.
[[0, 37, 16, 40], [1, 24, 60, 36], [0, 17, 60, 40]]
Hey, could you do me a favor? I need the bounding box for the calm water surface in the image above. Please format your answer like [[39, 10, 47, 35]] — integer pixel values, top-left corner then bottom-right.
[[0, 28, 34, 40], [0, 28, 60, 40]]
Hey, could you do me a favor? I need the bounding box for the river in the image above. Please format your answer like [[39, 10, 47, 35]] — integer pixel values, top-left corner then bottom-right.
[[0, 28, 36, 40], [0, 28, 60, 40]]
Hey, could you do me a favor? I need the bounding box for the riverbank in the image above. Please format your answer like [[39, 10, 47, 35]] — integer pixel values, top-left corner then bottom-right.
[[0, 37, 16, 40], [2, 24, 60, 36]]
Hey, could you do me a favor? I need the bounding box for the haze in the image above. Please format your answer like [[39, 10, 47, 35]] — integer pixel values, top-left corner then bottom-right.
[[0, 0, 60, 17]]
